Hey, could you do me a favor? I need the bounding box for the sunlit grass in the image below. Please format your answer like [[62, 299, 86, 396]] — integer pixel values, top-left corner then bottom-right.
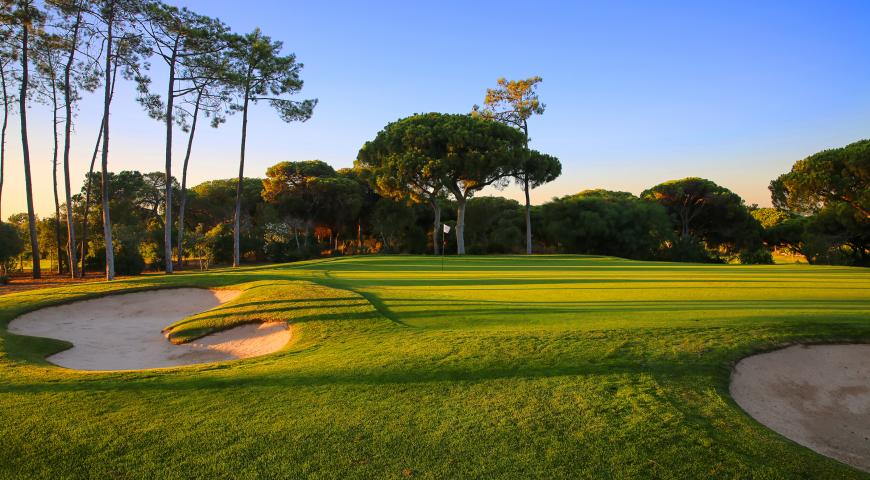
[[1, 255, 868, 478]]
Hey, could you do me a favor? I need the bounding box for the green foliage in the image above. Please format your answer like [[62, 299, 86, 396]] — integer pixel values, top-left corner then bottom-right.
[[801, 202, 870, 266], [463, 196, 524, 254], [768, 140, 870, 266], [751, 208, 806, 255], [541, 190, 673, 260], [370, 197, 418, 253], [224, 28, 316, 122], [771, 139, 869, 217], [642, 178, 764, 260], [262, 160, 364, 247], [0, 222, 23, 276], [738, 247, 774, 265]]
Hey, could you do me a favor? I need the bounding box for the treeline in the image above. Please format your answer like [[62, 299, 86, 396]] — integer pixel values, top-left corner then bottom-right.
[[4, 136, 865, 276], [0, 0, 315, 280]]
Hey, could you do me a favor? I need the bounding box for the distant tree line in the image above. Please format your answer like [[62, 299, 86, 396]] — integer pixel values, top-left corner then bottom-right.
[[5, 134, 866, 277]]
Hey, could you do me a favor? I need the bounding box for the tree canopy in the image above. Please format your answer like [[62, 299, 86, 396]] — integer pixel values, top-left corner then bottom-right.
[[771, 139, 870, 218]]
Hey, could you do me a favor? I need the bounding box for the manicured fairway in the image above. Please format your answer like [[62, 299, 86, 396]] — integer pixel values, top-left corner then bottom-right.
[[1, 256, 869, 479]]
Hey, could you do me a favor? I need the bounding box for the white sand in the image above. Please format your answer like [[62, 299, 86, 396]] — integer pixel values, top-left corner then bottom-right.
[[7, 288, 291, 371], [730, 344, 870, 472]]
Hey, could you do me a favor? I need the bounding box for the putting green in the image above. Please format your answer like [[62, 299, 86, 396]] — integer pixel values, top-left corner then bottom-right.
[[1, 255, 869, 479]]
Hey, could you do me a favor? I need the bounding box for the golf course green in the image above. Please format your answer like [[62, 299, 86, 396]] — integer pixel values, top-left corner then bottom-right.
[[1, 255, 869, 479]]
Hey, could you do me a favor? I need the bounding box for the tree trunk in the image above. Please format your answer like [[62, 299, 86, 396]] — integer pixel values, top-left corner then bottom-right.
[[431, 201, 441, 255], [233, 84, 251, 267], [455, 197, 466, 255], [163, 38, 179, 274], [522, 125, 532, 255], [62, 10, 82, 278], [101, 7, 115, 280], [524, 174, 532, 255], [80, 121, 103, 276], [20, 18, 41, 279], [50, 67, 63, 274], [0, 61, 8, 221], [176, 89, 201, 269]]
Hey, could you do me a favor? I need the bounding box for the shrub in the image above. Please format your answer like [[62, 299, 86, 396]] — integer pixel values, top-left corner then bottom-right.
[[739, 248, 774, 265]]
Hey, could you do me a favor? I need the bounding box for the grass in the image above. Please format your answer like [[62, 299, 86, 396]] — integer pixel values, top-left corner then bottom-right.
[[0, 255, 868, 479]]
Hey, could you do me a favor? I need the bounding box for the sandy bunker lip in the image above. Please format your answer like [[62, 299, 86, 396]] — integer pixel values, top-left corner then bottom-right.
[[730, 344, 870, 473], [7, 288, 291, 371]]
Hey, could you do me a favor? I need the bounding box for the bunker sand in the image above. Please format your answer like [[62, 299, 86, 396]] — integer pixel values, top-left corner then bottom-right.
[[8, 288, 291, 371], [730, 344, 870, 473]]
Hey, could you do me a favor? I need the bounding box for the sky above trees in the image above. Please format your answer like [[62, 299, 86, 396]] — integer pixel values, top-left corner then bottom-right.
[[5, 0, 870, 216]]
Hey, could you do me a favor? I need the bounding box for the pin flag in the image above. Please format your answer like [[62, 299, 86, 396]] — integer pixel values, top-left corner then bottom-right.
[[443, 224, 451, 234]]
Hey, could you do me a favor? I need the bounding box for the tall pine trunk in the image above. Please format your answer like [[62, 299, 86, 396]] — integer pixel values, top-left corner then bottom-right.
[[431, 200, 441, 255], [20, 17, 41, 279], [62, 10, 82, 278], [50, 65, 63, 274], [233, 84, 251, 267], [0, 61, 8, 221], [81, 58, 117, 276], [80, 122, 103, 276], [522, 127, 532, 255], [162, 38, 179, 274], [100, 7, 115, 280], [524, 175, 532, 255], [176, 90, 201, 269], [455, 197, 466, 255]]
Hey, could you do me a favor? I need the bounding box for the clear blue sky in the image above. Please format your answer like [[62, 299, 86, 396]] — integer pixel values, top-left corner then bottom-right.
[[5, 0, 870, 217]]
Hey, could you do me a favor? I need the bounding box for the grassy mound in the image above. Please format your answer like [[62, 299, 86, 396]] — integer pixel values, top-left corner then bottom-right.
[[1, 255, 869, 478]]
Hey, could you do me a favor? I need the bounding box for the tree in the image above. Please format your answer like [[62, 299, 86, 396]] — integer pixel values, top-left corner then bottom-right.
[[541, 190, 673, 260], [767, 140, 870, 265], [370, 197, 417, 253], [437, 114, 525, 254], [0, 221, 23, 278], [79, 44, 120, 276], [92, 0, 150, 280], [262, 160, 364, 252], [0, 9, 17, 221], [463, 196, 524, 254], [642, 178, 763, 260], [46, 0, 100, 278], [174, 54, 232, 269], [225, 28, 316, 267], [262, 160, 336, 242], [137, 1, 228, 273], [357, 117, 448, 255], [33, 26, 65, 273], [5, 0, 44, 278], [475, 76, 560, 254], [751, 207, 806, 257], [771, 139, 869, 218], [358, 113, 524, 254], [186, 177, 266, 263]]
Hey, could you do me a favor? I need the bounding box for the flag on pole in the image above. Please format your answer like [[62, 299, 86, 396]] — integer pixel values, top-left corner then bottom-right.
[[443, 224, 451, 234]]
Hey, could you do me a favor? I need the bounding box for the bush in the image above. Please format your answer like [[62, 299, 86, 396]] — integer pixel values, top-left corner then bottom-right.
[[739, 248, 774, 265], [115, 244, 146, 275], [540, 190, 673, 260], [0, 222, 24, 277], [661, 236, 720, 263]]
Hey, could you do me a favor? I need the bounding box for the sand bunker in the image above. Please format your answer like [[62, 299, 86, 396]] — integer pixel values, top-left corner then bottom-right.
[[730, 344, 870, 472], [7, 288, 291, 371]]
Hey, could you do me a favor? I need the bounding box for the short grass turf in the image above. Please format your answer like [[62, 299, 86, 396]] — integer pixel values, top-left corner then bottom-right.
[[1, 255, 869, 479]]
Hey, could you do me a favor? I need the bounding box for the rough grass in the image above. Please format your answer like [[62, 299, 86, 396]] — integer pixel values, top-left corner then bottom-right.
[[0, 255, 868, 479]]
